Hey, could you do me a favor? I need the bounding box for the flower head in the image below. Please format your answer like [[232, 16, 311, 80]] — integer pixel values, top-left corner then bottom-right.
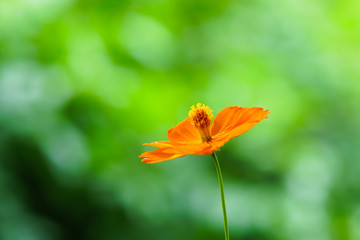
[[140, 104, 269, 163]]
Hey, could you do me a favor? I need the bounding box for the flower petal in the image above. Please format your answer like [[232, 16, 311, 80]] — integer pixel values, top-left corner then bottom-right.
[[143, 140, 217, 157], [210, 131, 232, 149], [211, 107, 269, 144], [139, 148, 184, 164], [144, 141, 181, 148], [167, 142, 218, 155], [167, 117, 200, 144]]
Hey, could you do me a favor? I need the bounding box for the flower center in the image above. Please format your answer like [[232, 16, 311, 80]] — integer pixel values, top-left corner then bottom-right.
[[189, 103, 213, 142]]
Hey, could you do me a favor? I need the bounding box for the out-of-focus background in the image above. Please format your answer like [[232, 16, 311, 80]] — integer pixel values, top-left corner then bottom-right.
[[1, 0, 360, 239]]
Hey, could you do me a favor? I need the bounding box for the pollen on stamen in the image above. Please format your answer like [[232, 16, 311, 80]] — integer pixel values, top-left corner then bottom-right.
[[189, 103, 213, 142]]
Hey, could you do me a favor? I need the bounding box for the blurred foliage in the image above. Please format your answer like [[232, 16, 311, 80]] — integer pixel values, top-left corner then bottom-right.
[[1, 0, 360, 239]]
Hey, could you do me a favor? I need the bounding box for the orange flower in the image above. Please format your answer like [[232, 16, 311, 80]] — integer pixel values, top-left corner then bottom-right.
[[140, 103, 269, 163]]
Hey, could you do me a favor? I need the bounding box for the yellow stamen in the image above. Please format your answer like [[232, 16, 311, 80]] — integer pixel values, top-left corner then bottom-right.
[[189, 103, 213, 142]]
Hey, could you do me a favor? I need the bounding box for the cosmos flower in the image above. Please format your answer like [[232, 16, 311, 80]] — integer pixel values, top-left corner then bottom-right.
[[140, 103, 269, 163]]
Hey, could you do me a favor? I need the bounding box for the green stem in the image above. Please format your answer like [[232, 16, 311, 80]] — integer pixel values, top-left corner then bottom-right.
[[211, 152, 229, 240]]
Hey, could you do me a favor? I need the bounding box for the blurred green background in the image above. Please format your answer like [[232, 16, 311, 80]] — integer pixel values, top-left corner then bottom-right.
[[1, 0, 360, 239]]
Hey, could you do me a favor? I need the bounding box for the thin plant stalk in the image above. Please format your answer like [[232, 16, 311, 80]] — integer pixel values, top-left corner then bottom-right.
[[211, 152, 229, 240]]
